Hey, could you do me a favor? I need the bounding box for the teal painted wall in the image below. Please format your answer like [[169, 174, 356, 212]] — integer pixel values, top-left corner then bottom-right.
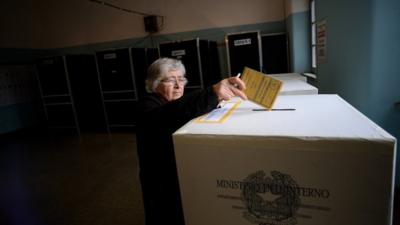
[[370, 0, 400, 187], [0, 49, 50, 135], [286, 11, 311, 73], [316, 0, 400, 186], [0, 63, 44, 134], [0, 48, 55, 64], [0, 102, 43, 134]]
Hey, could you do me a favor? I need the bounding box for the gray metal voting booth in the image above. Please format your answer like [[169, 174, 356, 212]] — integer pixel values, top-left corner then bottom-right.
[[226, 31, 290, 75], [95, 47, 159, 131], [36, 55, 108, 134], [95, 48, 138, 130], [226, 31, 263, 76]]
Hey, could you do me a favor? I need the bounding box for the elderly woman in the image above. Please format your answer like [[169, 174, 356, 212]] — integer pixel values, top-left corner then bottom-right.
[[136, 58, 246, 225]]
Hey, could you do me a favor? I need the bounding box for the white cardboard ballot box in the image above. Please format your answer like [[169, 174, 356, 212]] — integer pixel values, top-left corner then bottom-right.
[[267, 73, 318, 95], [173, 94, 396, 225]]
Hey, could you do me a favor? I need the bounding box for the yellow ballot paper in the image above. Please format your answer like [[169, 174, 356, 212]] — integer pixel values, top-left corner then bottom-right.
[[195, 101, 241, 123], [241, 67, 282, 109]]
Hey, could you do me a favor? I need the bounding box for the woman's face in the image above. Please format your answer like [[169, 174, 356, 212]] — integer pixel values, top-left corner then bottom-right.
[[155, 70, 186, 102]]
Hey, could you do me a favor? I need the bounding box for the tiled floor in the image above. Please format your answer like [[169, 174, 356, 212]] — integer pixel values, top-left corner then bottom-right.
[[0, 131, 144, 225]]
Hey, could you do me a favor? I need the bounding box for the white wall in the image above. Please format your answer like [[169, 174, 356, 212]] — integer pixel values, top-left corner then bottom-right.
[[285, 0, 308, 17], [0, 0, 285, 48]]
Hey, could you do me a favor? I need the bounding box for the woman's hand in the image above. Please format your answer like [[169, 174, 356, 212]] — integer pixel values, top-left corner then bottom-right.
[[212, 76, 247, 101]]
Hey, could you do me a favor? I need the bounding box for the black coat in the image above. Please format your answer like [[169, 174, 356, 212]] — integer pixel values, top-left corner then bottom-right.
[[136, 87, 218, 225]]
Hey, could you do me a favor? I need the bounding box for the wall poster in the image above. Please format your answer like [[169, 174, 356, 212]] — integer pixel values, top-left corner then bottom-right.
[[317, 19, 327, 63]]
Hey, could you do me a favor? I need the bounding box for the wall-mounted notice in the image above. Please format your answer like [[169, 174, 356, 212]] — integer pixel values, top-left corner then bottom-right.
[[0, 65, 36, 106], [317, 19, 327, 63]]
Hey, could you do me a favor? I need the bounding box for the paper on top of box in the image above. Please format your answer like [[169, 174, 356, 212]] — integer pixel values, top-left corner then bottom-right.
[[268, 73, 307, 82], [266, 73, 318, 95], [277, 79, 318, 95], [175, 94, 395, 142]]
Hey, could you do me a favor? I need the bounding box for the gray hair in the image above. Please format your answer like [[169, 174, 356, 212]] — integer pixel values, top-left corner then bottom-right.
[[145, 58, 186, 93]]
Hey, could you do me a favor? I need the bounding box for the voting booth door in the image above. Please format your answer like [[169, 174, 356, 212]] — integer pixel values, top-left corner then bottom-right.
[[261, 33, 289, 74], [202, 41, 221, 86], [36, 56, 77, 131], [226, 31, 262, 76], [36, 55, 107, 133], [226, 32, 290, 75], [66, 55, 107, 132], [130, 47, 159, 99], [96, 48, 138, 129]]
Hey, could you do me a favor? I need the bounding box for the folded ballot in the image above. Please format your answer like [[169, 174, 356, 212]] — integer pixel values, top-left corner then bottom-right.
[[241, 67, 282, 109]]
